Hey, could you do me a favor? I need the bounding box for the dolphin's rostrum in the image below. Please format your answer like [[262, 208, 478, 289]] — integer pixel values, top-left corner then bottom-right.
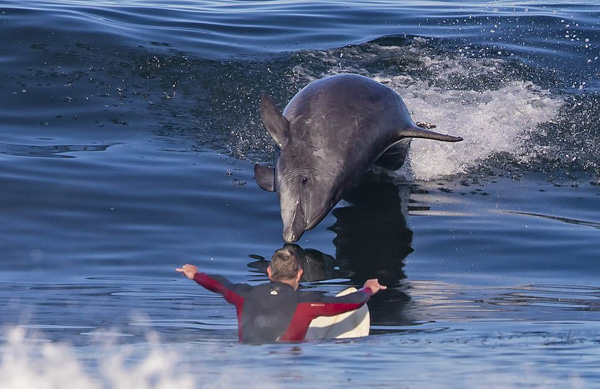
[[255, 74, 462, 243]]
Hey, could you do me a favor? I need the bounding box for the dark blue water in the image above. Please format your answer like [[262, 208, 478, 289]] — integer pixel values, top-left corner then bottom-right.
[[1, 0, 599, 387]]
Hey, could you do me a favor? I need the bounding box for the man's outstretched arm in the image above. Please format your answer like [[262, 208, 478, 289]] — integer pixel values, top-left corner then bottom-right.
[[176, 264, 246, 306], [300, 279, 387, 317]]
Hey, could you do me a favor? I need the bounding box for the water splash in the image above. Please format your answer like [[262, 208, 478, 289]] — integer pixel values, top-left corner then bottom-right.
[[0, 327, 196, 389], [404, 80, 562, 180], [0, 326, 287, 389], [288, 37, 566, 180]]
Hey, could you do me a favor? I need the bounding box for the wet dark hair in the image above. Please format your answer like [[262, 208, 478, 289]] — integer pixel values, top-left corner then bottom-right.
[[269, 247, 301, 280]]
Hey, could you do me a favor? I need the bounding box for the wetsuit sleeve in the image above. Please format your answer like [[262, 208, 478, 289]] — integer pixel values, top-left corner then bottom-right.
[[193, 272, 247, 307], [303, 286, 373, 316]]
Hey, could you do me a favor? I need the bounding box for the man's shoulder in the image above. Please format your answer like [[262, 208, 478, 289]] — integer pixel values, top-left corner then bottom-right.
[[297, 287, 371, 305], [296, 289, 328, 303], [251, 281, 296, 295]]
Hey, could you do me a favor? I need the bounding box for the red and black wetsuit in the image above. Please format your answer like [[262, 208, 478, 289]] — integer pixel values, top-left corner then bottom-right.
[[194, 273, 373, 343]]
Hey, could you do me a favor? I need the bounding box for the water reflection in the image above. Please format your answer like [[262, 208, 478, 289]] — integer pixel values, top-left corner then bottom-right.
[[247, 246, 351, 282], [331, 171, 414, 326], [330, 171, 413, 287], [0, 143, 114, 158], [248, 171, 417, 327]]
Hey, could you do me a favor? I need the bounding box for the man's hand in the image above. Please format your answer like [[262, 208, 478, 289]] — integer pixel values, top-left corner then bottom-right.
[[363, 279, 387, 295], [176, 264, 198, 280]]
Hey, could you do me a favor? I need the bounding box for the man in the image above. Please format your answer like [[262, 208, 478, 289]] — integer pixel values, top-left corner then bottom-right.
[[176, 247, 386, 343]]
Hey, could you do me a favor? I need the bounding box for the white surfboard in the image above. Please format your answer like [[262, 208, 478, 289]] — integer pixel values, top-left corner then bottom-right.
[[305, 287, 370, 340]]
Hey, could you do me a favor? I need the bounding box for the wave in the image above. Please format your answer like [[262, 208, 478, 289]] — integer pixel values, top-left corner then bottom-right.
[[221, 37, 597, 181], [141, 35, 595, 181], [1, 4, 598, 181], [286, 38, 564, 180]]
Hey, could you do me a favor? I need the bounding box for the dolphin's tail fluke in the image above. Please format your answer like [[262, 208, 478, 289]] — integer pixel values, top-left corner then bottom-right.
[[399, 123, 463, 142]]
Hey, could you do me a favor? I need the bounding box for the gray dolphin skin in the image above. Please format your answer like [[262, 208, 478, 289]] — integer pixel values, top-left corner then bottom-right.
[[254, 74, 463, 243]]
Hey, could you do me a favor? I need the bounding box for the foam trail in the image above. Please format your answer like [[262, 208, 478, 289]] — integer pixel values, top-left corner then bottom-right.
[[387, 79, 563, 180]]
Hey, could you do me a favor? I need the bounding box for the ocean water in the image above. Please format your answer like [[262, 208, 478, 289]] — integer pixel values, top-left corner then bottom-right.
[[0, 0, 599, 387]]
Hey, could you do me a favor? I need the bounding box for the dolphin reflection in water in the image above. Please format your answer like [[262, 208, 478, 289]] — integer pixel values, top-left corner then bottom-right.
[[249, 172, 420, 327]]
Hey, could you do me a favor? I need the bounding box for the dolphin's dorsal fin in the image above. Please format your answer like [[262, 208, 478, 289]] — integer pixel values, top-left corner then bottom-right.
[[260, 94, 290, 149], [398, 123, 463, 142], [254, 163, 276, 192]]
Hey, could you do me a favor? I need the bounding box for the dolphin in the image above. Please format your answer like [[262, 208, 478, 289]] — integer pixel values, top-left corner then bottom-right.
[[254, 74, 462, 243]]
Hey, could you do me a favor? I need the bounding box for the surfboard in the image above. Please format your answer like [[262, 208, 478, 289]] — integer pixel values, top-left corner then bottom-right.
[[305, 287, 370, 340]]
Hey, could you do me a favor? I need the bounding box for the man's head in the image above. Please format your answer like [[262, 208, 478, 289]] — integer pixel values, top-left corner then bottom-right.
[[267, 247, 303, 289]]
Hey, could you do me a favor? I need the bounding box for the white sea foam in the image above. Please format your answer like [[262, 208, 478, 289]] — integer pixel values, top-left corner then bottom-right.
[[375, 62, 564, 180], [0, 325, 589, 388], [399, 79, 563, 180], [0, 328, 99, 389], [0, 327, 278, 389], [0, 328, 196, 389]]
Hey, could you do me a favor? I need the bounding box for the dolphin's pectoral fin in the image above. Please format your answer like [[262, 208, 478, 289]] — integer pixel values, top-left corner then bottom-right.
[[260, 94, 290, 149], [254, 163, 276, 192], [415, 121, 436, 129], [375, 141, 410, 171], [398, 123, 463, 143]]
